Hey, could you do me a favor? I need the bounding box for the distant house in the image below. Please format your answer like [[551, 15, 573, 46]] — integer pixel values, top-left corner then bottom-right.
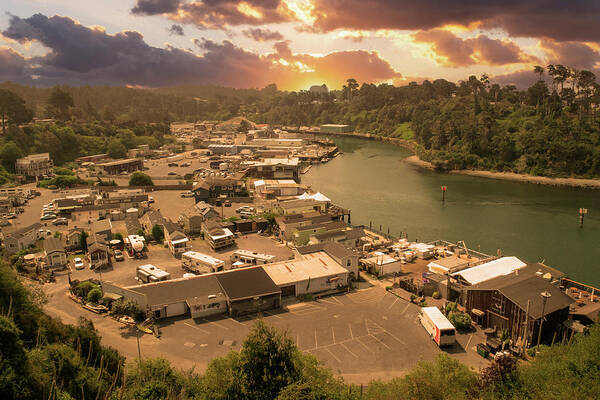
[[43, 237, 67, 269], [3, 222, 43, 254], [308, 227, 365, 248], [245, 158, 300, 183], [96, 159, 143, 175], [178, 202, 219, 234], [274, 212, 333, 241], [163, 221, 190, 257], [15, 153, 54, 178], [140, 210, 166, 234], [293, 220, 347, 246], [192, 175, 247, 203], [87, 234, 112, 270], [309, 84, 328, 94], [66, 228, 84, 251], [320, 124, 352, 134], [202, 220, 235, 250], [92, 219, 113, 241], [274, 198, 327, 216]]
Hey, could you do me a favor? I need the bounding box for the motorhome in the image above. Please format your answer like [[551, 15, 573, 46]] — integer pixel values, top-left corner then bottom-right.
[[136, 264, 170, 283], [181, 251, 225, 274]]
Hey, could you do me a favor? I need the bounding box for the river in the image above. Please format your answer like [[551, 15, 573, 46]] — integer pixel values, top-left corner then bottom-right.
[[303, 136, 600, 288]]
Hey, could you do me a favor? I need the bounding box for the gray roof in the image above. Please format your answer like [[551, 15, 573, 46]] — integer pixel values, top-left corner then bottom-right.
[[296, 220, 347, 233], [125, 215, 142, 235], [216, 267, 280, 301], [129, 274, 226, 306], [7, 222, 43, 239], [297, 242, 357, 259], [43, 237, 65, 254], [469, 264, 572, 320], [144, 209, 165, 226], [92, 219, 112, 233]]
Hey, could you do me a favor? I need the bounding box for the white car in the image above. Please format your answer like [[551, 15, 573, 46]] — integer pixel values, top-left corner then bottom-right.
[[74, 257, 84, 270], [180, 191, 194, 198]]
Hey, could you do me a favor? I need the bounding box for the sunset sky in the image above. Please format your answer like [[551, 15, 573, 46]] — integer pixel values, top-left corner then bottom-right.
[[1, 0, 599, 91]]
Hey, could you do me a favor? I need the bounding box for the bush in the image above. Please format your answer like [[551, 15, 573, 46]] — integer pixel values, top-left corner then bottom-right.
[[74, 281, 98, 299], [446, 301, 459, 314], [86, 287, 103, 304], [129, 171, 153, 186], [111, 299, 146, 322], [448, 311, 472, 332], [432, 291, 441, 299], [420, 301, 429, 307], [151, 224, 164, 242], [410, 294, 417, 303]]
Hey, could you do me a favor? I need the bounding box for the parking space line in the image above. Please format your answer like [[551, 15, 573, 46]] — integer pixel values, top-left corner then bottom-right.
[[466, 333, 474, 350], [314, 329, 318, 349], [317, 297, 337, 306], [368, 319, 406, 345], [400, 302, 411, 315], [388, 297, 400, 309], [355, 337, 376, 354], [340, 342, 359, 358], [332, 327, 336, 344], [325, 348, 342, 363], [370, 334, 392, 350], [184, 322, 209, 335], [263, 310, 282, 319], [348, 324, 354, 340], [229, 318, 249, 327], [202, 318, 229, 330], [332, 296, 344, 305]]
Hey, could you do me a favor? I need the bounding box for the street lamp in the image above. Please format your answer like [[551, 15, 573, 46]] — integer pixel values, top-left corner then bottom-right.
[[536, 291, 552, 351]]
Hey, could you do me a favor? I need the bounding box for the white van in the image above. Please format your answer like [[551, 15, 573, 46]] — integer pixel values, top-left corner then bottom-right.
[[419, 307, 456, 347]]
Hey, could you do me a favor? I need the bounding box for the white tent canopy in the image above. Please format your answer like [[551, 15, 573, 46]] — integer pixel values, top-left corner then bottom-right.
[[297, 192, 331, 202]]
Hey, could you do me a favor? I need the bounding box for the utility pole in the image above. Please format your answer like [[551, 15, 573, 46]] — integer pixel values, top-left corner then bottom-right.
[[521, 299, 530, 355], [441, 186, 447, 202], [136, 328, 142, 364], [536, 291, 552, 351], [579, 208, 588, 227]]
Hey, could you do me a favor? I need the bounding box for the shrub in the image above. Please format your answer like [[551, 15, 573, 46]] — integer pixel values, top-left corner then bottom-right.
[[448, 311, 472, 332], [432, 291, 441, 299], [420, 301, 429, 307], [111, 299, 146, 322], [86, 288, 103, 304], [129, 171, 153, 186], [410, 294, 417, 303], [74, 281, 98, 299], [446, 301, 459, 314]]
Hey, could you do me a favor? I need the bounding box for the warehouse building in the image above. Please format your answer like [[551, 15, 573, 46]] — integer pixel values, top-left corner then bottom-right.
[[263, 252, 349, 297], [96, 159, 143, 175], [215, 267, 281, 316]]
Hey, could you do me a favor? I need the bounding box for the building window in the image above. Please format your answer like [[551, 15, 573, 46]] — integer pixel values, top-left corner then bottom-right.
[[347, 259, 352, 267]]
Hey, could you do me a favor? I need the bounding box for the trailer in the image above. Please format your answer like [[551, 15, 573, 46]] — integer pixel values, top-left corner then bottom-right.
[[419, 307, 456, 347], [181, 251, 225, 274], [136, 264, 170, 284]]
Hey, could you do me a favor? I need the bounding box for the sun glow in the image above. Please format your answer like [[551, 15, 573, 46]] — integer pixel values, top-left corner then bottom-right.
[[283, 0, 316, 24], [237, 2, 263, 19]]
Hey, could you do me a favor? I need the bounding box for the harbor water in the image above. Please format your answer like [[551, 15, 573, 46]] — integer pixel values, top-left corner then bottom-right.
[[303, 136, 600, 287]]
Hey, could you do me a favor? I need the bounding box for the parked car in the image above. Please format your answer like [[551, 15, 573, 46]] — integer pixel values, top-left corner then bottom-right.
[[224, 200, 232, 207], [52, 217, 68, 225], [168, 162, 178, 167], [180, 162, 191, 167], [120, 171, 129, 176], [41, 213, 57, 220], [114, 249, 124, 261], [168, 171, 177, 176], [74, 257, 84, 270], [148, 196, 155, 204], [6, 213, 16, 219], [180, 191, 194, 198]]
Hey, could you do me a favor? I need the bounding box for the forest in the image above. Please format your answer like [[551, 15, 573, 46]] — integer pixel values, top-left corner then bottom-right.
[[1, 261, 599, 400], [2, 64, 600, 181]]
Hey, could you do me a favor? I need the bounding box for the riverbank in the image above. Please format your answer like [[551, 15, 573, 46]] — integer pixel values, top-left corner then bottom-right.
[[403, 155, 600, 189]]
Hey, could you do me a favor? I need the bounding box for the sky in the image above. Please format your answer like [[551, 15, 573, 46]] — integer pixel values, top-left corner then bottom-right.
[[1, 0, 599, 91]]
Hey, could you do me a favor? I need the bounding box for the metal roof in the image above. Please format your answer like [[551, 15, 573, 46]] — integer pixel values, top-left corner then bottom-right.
[[421, 307, 455, 330], [451, 257, 526, 285]]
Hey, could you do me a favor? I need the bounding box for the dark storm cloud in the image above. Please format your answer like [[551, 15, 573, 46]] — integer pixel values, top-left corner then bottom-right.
[[412, 29, 537, 67], [0, 47, 29, 82], [541, 40, 600, 70], [131, 0, 182, 15], [132, 0, 293, 29], [242, 28, 284, 42], [167, 24, 185, 36], [308, 0, 600, 42]]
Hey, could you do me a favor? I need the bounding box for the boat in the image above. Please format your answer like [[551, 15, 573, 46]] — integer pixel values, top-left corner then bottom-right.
[[301, 165, 312, 174], [83, 303, 109, 314]]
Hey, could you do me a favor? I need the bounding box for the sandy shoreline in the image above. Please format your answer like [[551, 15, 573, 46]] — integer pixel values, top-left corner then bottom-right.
[[403, 155, 600, 189]]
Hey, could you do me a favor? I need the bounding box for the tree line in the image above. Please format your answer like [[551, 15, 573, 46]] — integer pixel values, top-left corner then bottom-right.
[[2, 65, 600, 179]]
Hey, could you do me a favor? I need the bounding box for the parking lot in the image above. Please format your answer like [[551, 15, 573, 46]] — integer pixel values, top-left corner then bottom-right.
[[43, 278, 487, 384]]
